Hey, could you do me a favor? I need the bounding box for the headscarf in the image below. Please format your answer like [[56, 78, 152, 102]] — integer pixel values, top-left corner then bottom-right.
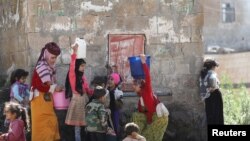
[[110, 73, 120, 85], [35, 42, 61, 84]]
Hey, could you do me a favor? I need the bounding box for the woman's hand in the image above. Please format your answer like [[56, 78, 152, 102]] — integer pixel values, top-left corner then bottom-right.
[[55, 85, 64, 92], [140, 54, 146, 64], [0, 135, 4, 140], [72, 44, 78, 54]]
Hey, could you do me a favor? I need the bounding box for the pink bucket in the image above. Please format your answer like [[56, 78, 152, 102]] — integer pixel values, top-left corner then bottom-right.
[[53, 91, 70, 110]]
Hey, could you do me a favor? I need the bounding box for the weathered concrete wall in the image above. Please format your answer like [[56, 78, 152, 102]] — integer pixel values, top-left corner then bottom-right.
[[0, 0, 28, 86], [0, 0, 205, 140], [203, 0, 250, 52]]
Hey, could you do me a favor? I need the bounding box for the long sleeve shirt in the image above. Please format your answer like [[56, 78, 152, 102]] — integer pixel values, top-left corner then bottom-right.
[[69, 54, 93, 95], [10, 83, 30, 103], [138, 63, 159, 124], [1, 119, 26, 141], [86, 100, 108, 133], [31, 70, 51, 93]]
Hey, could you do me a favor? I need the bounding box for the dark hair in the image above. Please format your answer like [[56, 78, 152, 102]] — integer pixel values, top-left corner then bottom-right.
[[65, 59, 86, 98], [125, 122, 140, 136], [133, 79, 145, 88], [200, 59, 219, 79], [91, 76, 108, 87], [5, 102, 29, 131], [75, 59, 86, 95], [86, 86, 106, 106], [10, 69, 29, 85], [92, 86, 106, 99]]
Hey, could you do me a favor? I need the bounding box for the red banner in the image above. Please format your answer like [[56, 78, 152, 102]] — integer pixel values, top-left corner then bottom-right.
[[108, 34, 145, 91]]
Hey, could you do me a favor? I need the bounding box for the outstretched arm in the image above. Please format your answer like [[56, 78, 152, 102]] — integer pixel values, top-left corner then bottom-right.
[[140, 54, 153, 95], [69, 45, 78, 94]]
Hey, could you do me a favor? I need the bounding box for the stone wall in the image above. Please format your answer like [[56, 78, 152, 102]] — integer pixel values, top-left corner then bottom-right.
[[0, 0, 206, 140], [0, 0, 28, 86]]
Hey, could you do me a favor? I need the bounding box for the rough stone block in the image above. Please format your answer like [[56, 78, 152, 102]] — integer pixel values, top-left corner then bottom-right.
[[4, 36, 19, 54], [124, 16, 149, 31], [43, 16, 71, 32], [100, 16, 116, 31], [192, 0, 203, 14], [18, 34, 28, 52], [85, 45, 106, 66], [191, 26, 202, 42], [141, 0, 158, 16], [58, 35, 70, 49], [51, 0, 65, 11], [29, 49, 41, 66], [181, 13, 204, 27], [80, 0, 112, 17], [179, 74, 198, 89], [28, 33, 53, 52], [76, 15, 99, 31], [175, 63, 190, 75], [148, 36, 163, 45], [26, 15, 41, 33], [112, 0, 143, 17], [92, 0, 109, 6], [179, 26, 192, 43], [61, 48, 71, 65], [89, 36, 106, 46], [28, 0, 51, 16], [181, 42, 203, 57], [13, 51, 29, 68], [194, 56, 203, 74], [0, 54, 13, 73]]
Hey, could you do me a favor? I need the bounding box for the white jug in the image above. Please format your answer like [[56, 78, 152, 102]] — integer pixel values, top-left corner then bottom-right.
[[71, 37, 87, 59]]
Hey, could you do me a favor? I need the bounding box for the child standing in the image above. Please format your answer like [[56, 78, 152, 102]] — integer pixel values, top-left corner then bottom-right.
[[0, 102, 29, 141], [107, 73, 123, 139], [91, 76, 110, 108], [65, 44, 92, 141], [123, 122, 146, 141], [9, 69, 30, 108], [86, 86, 108, 141]]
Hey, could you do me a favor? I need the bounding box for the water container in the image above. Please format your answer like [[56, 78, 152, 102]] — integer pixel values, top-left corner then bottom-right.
[[71, 38, 87, 59], [128, 56, 150, 79], [53, 91, 70, 110]]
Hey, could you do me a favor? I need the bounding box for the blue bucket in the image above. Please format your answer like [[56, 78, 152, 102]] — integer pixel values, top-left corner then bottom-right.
[[128, 56, 150, 79]]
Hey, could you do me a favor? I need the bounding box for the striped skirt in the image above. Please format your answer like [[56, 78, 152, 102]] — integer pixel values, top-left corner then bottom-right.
[[65, 94, 88, 126]]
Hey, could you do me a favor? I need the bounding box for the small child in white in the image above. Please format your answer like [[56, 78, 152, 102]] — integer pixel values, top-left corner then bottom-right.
[[123, 122, 146, 141]]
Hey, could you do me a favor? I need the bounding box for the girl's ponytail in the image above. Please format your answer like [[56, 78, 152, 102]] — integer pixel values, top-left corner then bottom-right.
[[20, 107, 29, 131]]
